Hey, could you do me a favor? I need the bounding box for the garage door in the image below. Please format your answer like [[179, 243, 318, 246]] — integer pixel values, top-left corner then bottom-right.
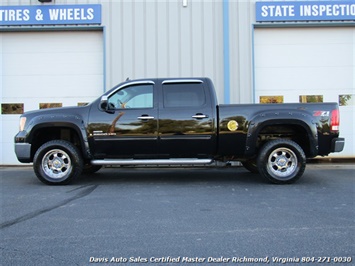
[[0, 31, 103, 164], [254, 27, 354, 157]]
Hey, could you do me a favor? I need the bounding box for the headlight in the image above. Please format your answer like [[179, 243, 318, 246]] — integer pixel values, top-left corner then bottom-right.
[[19, 117, 27, 131]]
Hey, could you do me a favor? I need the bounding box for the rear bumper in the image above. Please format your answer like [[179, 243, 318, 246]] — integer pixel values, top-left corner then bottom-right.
[[331, 138, 345, 153], [15, 143, 32, 163]]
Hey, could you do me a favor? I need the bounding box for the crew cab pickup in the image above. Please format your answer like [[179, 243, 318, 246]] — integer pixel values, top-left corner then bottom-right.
[[15, 78, 345, 185]]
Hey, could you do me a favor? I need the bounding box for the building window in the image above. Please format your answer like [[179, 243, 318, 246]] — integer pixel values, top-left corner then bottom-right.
[[1, 103, 24, 114], [39, 103, 62, 109], [259, 96, 283, 104], [299, 95, 323, 103]]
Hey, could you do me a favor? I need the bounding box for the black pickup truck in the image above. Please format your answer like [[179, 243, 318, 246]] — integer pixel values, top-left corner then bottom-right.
[[15, 77, 344, 185]]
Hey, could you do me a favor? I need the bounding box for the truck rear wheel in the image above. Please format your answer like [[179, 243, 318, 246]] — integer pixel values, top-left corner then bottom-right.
[[33, 140, 83, 185], [257, 139, 306, 184]]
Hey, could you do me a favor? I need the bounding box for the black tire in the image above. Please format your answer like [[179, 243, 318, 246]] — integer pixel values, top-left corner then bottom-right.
[[257, 139, 306, 184], [82, 163, 102, 174], [33, 140, 83, 185], [241, 159, 259, 173]]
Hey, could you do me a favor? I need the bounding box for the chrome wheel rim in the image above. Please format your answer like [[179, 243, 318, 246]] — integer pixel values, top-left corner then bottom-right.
[[267, 147, 297, 179], [42, 149, 72, 179]]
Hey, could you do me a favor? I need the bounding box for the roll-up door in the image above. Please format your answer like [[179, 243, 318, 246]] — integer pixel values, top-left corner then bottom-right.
[[0, 31, 103, 164], [254, 27, 354, 157]]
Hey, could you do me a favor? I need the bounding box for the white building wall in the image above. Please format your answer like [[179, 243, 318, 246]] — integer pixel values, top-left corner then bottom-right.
[[254, 27, 355, 157], [102, 1, 226, 103], [1, 0, 354, 162], [0, 31, 103, 164], [0, 0, 254, 103], [229, 0, 255, 104]]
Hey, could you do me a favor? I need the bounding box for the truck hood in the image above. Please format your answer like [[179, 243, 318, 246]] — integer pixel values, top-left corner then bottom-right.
[[22, 104, 91, 118]]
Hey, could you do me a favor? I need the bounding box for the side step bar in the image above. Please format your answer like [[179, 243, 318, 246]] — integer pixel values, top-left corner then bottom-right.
[[91, 158, 213, 166]]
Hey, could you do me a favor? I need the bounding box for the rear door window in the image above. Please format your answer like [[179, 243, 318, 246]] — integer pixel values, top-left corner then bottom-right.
[[163, 83, 206, 108]]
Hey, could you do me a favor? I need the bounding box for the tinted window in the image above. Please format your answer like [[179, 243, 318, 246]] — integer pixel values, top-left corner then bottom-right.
[[163, 83, 206, 108], [108, 84, 153, 109]]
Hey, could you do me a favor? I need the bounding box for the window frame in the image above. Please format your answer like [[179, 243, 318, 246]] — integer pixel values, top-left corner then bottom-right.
[[162, 81, 207, 108], [107, 81, 155, 110]]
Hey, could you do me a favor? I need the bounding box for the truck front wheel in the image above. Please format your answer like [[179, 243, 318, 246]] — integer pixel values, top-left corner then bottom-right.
[[257, 139, 306, 184], [33, 140, 83, 185]]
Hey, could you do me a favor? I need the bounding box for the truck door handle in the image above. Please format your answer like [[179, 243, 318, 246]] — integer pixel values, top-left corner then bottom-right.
[[137, 115, 155, 120], [192, 114, 209, 119]]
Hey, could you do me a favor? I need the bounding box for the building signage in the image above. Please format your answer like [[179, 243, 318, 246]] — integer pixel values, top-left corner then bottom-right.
[[0, 4, 101, 26], [256, 1, 355, 22]]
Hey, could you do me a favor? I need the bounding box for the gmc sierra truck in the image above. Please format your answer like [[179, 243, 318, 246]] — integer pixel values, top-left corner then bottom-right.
[[14, 77, 345, 185]]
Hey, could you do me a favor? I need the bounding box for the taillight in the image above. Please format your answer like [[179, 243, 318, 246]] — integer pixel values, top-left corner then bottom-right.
[[330, 109, 340, 132]]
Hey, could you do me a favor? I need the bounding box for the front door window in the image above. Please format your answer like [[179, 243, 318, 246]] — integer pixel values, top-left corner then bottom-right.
[[108, 84, 153, 109]]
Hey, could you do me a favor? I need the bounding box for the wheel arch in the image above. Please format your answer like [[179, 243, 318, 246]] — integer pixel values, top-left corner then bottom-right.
[[245, 112, 318, 158], [27, 116, 90, 162]]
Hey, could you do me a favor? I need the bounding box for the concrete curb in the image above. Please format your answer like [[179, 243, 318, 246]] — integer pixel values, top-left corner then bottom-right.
[[307, 158, 355, 164]]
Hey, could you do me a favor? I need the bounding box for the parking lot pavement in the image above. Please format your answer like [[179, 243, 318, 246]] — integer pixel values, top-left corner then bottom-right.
[[0, 164, 354, 266]]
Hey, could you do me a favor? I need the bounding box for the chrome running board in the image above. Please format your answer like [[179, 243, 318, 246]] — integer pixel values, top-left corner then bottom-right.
[[91, 158, 213, 166]]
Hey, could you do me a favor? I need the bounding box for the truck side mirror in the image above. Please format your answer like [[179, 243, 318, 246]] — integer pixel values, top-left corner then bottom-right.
[[100, 96, 115, 114], [100, 95, 108, 110]]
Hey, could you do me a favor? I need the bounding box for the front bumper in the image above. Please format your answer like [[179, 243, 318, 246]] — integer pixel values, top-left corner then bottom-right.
[[331, 138, 345, 153], [14, 143, 32, 163]]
